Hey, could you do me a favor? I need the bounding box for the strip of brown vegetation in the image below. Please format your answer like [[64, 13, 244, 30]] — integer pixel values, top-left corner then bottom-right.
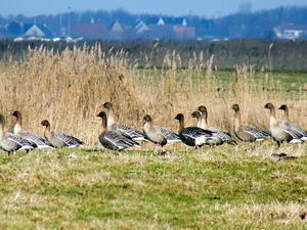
[[0, 45, 306, 145]]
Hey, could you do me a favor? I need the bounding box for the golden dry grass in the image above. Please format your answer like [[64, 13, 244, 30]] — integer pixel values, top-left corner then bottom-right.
[[0, 45, 306, 145]]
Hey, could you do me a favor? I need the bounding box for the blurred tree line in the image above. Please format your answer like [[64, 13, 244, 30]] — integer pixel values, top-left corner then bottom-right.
[[0, 6, 307, 39]]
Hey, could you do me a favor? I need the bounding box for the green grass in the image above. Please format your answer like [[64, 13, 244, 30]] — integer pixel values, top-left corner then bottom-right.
[[0, 144, 306, 229]]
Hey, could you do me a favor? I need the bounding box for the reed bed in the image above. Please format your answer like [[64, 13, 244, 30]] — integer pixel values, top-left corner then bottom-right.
[[0, 45, 306, 145]]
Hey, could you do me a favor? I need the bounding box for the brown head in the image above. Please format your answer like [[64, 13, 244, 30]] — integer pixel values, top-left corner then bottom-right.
[[12, 111, 22, 119], [198, 105, 207, 114], [41, 120, 50, 128], [97, 111, 107, 128], [102, 102, 113, 110], [231, 104, 240, 112], [174, 113, 184, 121], [191, 111, 202, 119], [278, 105, 288, 111], [143, 115, 152, 123], [97, 111, 107, 119], [264, 103, 275, 110]]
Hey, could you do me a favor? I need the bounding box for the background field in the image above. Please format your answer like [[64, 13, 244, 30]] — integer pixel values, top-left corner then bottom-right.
[[0, 42, 306, 229], [2, 40, 307, 70]]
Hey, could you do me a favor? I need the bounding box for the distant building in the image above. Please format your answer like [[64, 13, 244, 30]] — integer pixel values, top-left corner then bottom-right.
[[111, 21, 124, 33], [72, 24, 107, 39], [182, 18, 188, 27], [23, 24, 52, 38], [274, 24, 307, 40], [141, 17, 195, 40], [173, 26, 196, 40], [134, 20, 149, 33], [157, 17, 165, 26]]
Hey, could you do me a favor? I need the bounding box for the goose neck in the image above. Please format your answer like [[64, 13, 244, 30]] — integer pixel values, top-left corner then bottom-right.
[[269, 108, 278, 128], [178, 117, 185, 132], [101, 117, 107, 133], [199, 112, 208, 129], [13, 120, 22, 134], [106, 108, 115, 130], [283, 108, 290, 123], [143, 121, 153, 133], [43, 125, 51, 139], [233, 110, 241, 132]]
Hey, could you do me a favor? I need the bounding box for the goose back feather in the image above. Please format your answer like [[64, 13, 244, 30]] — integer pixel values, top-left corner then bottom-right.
[[97, 111, 140, 151]]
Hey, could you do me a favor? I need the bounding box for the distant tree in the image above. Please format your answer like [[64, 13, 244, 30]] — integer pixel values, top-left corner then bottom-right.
[[7, 21, 21, 35]]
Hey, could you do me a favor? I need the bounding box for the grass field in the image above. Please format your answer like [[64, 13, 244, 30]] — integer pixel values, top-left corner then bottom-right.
[[0, 45, 306, 229], [0, 144, 306, 229]]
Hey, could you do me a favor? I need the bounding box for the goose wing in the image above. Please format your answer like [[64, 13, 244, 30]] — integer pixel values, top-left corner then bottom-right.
[[5, 133, 35, 150], [99, 131, 140, 150], [210, 128, 237, 145], [279, 123, 303, 142], [208, 126, 222, 133], [182, 127, 213, 138], [180, 127, 213, 146], [20, 131, 54, 148], [115, 123, 148, 141], [287, 123, 307, 140], [242, 126, 271, 141], [154, 126, 181, 143], [54, 132, 83, 147]]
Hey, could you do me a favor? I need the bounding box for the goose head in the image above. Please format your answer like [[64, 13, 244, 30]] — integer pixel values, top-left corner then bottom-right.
[[11, 111, 22, 119], [143, 114, 152, 122], [97, 111, 107, 119], [191, 111, 202, 119], [41, 120, 50, 128], [174, 113, 184, 121], [97, 111, 107, 128], [278, 105, 288, 111], [264, 103, 275, 110], [198, 105, 207, 114], [102, 102, 113, 110], [231, 104, 240, 112]]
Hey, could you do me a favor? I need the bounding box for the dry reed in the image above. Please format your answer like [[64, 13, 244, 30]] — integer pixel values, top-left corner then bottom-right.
[[0, 45, 306, 145]]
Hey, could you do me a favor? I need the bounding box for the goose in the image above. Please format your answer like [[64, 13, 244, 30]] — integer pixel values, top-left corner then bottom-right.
[[0, 114, 35, 155], [197, 106, 237, 145], [12, 111, 53, 149], [102, 102, 148, 141], [278, 105, 307, 141], [264, 103, 303, 146], [231, 104, 271, 143], [97, 112, 140, 151], [174, 113, 213, 147], [191, 111, 223, 146], [41, 120, 84, 148], [143, 115, 167, 147]]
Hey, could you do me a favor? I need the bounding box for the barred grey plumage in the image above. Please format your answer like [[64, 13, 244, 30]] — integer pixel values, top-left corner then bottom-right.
[[97, 111, 140, 151]]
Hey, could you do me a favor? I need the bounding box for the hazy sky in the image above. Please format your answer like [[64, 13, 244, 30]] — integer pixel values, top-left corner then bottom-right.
[[2, 0, 307, 17]]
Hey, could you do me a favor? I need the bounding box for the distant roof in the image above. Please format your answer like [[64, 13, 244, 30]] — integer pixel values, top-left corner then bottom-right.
[[23, 23, 52, 37], [111, 20, 124, 32], [134, 20, 149, 33], [145, 17, 187, 26]]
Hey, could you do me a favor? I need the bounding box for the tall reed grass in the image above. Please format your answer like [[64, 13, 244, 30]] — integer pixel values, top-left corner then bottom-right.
[[0, 45, 306, 144]]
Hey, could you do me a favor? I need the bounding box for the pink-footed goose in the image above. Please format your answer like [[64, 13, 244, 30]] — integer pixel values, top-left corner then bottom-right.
[[264, 103, 302, 147], [12, 111, 53, 149], [232, 104, 271, 143], [97, 112, 140, 151]]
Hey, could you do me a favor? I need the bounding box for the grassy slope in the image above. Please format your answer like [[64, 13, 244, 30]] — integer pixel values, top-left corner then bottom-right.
[[0, 144, 306, 230]]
